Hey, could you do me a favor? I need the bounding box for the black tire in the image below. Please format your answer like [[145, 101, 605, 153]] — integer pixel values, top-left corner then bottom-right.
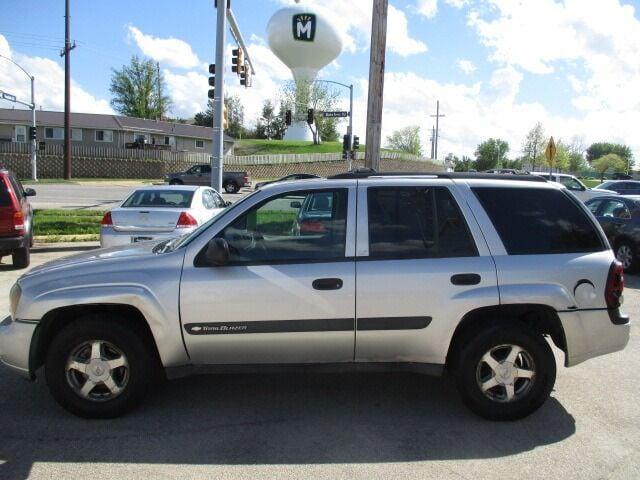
[[169, 179, 183, 186], [224, 181, 239, 194], [45, 315, 158, 418], [454, 321, 556, 421], [615, 240, 638, 273], [12, 243, 30, 269]]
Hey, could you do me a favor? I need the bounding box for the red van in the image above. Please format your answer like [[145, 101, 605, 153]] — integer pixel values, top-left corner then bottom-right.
[[0, 169, 36, 268]]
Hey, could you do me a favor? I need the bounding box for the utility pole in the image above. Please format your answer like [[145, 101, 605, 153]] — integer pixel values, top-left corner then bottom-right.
[[430, 100, 445, 160], [61, 0, 75, 180], [156, 62, 161, 120], [364, 0, 388, 171], [430, 125, 435, 159]]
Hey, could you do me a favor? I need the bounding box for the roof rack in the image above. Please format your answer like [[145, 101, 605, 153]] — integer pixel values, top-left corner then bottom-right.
[[328, 169, 547, 182]]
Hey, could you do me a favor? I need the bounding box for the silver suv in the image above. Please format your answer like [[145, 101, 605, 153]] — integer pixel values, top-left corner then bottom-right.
[[0, 173, 630, 420]]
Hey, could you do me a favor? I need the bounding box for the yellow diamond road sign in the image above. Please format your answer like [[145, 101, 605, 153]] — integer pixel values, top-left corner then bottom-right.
[[545, 136, 557, 165]]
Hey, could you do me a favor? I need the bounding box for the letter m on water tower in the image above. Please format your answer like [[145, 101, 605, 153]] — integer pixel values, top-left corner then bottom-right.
[[293, 14, 316, 42]]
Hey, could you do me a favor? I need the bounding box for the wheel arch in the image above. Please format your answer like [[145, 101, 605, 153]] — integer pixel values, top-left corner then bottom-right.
[[446, 304, 567, 372], [30, 304, 163, 375]]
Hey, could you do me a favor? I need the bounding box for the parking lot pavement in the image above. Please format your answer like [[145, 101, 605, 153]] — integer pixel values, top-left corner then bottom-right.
[[0, 247, 638, 480], [27, 183, 250, 210]]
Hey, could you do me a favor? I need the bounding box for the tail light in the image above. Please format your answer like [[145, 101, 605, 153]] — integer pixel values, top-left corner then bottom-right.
[[299, 219, 326, 234], [605, 261, 624, 309], [101, 211, 113, 226], [243, 174, 249, 182], [12, 211, 25, 231], [176, 212, 198, 228]]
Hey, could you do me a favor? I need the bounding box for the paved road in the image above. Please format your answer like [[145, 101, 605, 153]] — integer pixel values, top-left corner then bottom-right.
[[0, 247, 638, 479], [24, 183, 249, 210]]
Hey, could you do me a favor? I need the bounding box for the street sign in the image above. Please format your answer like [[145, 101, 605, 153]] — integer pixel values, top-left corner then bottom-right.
[[322, 111, 349, 118], [545, 136, 557, 165], [1, 92, 17, 102]]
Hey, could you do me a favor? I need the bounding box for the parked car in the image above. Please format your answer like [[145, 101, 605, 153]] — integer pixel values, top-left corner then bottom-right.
[[100, 185, 227, 248], [164, 164, 250, 194], [594, 180, 640, 196], [254, 173, 320, 190], [532, 172, 617, 201], [0, 169, 36, 268], [585, 195, 640, 272], [1, 173, 629, 421]]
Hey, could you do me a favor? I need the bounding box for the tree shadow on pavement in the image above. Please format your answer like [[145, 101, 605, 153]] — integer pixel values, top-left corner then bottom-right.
[[0, 370, 575, 478]]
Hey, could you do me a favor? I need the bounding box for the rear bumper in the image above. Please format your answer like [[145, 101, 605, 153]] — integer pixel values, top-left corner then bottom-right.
[[559, 309, 631, 367], [0, 234, 27, 253], [100, 227, 195, 248], [0, 316, 36, 379]]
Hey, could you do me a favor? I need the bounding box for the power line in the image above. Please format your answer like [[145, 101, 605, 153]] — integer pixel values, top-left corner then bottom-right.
[[429, 100, 445, 160]]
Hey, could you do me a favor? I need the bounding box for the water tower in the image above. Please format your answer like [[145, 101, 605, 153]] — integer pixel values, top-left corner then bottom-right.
[[267, 0, 343, 141]]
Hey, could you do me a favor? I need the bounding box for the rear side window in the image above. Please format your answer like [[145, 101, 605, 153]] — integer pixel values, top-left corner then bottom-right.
[[367, 187, 477, 259], [473, 187, 605, 255], [0, 177, 12, 207]]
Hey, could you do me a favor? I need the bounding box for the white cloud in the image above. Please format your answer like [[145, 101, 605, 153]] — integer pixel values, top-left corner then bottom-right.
[[0, 35, 112, 114], [277, 0, 427, 56], [416, 0, 438, 19], [457, 59, 476, 74], [127, 25, 200, 69]]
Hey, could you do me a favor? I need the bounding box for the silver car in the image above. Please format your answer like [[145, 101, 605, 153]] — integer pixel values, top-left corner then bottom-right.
[[1, 173, 630, 420], [100, 185, 227, 248]]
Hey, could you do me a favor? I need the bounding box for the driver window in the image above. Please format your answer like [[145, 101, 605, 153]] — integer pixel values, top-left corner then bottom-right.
[[601, 200, 630, 219], [188, 166, 201, 174], [560, 177, 583, 191], [219, 189, 348, 264]]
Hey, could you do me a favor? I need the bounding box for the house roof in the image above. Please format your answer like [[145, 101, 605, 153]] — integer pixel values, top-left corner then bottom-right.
[[0, 108, 234, 142]]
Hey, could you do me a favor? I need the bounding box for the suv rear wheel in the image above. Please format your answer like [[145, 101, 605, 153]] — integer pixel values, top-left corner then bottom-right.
[[454, 322, 556, 421], [12, 242, 30, 269], [45, 315, 157, 418], [224, 181, 239, 194]]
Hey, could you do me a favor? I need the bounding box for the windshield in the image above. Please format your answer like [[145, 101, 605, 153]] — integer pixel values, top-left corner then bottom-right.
[[122, 190, 194, 208], [595, 181, 614, 190], [156, 189, 259, 253]]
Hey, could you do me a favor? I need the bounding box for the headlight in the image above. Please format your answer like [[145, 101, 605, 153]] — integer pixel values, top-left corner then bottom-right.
[[9, 283, 21, 319]]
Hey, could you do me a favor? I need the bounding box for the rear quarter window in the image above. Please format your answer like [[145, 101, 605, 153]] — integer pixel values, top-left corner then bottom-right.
[[473, 187, 605, 255]]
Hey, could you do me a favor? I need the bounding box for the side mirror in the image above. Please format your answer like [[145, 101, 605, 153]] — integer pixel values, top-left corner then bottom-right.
[[24, 188, 36, 197], [204, 237, 230, 266], [290, 201, 302, 209]]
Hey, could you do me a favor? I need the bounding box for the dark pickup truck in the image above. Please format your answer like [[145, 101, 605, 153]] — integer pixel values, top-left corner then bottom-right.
[[164, 164, 251, 193]]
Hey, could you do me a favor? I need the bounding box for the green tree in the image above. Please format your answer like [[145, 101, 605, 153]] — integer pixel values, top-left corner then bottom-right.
[[474, 138, 509, 171], [110, 55, 171, 119], [502, 158, 523, 170], [448, 154, 473, 172], [593, 153, 626, 182], [586, 142, 633, 171], [255, 100, 286, 140], [193, 95, 245, 139], [521, 122, 546, 171], [386, 126, 422, 156]]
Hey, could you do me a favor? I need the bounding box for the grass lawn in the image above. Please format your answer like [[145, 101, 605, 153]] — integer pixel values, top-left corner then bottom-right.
[[34, 209, 104, 238], [234, 139, 345, 156], [583, 179, 603, 188]]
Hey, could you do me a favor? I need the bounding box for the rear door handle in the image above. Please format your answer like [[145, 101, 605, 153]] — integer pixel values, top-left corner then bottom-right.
[[312, 278, 343, 290], [451, 273, 481, 286]]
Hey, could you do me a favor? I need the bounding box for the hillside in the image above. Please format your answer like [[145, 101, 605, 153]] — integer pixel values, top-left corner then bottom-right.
[[234, 140, 344, 156]]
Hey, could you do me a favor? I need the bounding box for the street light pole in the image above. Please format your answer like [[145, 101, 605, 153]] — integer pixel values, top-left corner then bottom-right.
[[0, 54, 37, 181], [313, 79, 354, 169]]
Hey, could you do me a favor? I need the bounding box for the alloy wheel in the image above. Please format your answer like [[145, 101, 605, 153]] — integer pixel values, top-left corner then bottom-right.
[[616, 244, 633, 270], [476, 344, 536, 402]]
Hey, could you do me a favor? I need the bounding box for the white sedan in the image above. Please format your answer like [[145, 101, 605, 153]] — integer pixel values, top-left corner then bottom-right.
[[100, 185, 227, 248]]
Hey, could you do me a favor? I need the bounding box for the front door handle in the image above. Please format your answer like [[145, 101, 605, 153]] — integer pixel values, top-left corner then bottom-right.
[[312, 278, 343, 290], [451, 273, 481, 286]]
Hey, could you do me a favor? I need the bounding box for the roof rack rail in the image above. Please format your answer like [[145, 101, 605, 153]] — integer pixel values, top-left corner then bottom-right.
[[328, 170, 547, 182]]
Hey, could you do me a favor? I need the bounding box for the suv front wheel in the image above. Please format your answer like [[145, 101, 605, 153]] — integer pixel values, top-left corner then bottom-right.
[[454, 322, 556, 421], [45, 315, 157, 418]]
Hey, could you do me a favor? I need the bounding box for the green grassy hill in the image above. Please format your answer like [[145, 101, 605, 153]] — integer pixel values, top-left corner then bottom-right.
[[234, 140, 344, 156]]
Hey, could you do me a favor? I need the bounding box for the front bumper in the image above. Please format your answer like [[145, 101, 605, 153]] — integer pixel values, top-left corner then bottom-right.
[[0, 316, 37, 378], [559, 309, 631, 367], [0, 234, 28, 253]]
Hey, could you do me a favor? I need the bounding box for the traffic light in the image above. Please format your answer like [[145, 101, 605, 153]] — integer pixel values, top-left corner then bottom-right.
[[342, 134, 351, 152], [307, 108, 314, 125], [240, 66, 252, 87], [208, 64, 216, 99], [232, 48, 245, 76], [285, 110, 292, 126], [29, 126, 37, 141], [352, 135, 360, 150]]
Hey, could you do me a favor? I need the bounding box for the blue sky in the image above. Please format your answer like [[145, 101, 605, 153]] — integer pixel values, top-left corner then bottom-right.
[[2, 0, 640, 159]]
